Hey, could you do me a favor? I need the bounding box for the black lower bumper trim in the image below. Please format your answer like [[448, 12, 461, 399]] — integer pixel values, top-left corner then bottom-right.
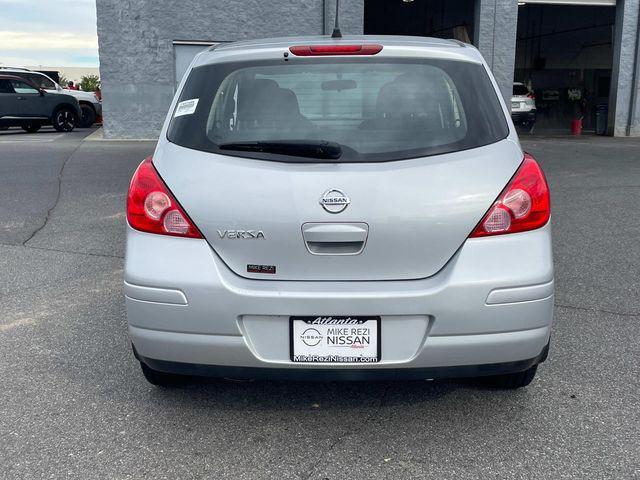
[[511, 111, 537, 124], [137, 343, 549, 382]]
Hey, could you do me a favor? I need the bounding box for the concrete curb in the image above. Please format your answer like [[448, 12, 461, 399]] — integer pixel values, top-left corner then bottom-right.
[[84, 127, 157, 142]]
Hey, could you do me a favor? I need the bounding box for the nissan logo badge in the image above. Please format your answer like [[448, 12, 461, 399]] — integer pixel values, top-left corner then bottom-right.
[[319, 189, 350, 214]]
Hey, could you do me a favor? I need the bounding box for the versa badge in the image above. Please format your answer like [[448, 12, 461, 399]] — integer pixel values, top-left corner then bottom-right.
[[217, 230, 265, 239]]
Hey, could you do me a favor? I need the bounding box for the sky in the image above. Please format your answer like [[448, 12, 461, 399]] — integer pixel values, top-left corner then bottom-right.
[[0, 0, 99, 68]]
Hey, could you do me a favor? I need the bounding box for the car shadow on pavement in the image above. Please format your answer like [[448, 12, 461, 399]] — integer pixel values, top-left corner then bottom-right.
[[132, 376, 522, 412], [0, 129, 63, 136]]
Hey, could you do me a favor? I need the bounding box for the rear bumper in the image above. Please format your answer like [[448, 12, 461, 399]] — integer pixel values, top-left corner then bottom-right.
[[132, 325, 551, 378], [511, 111, 536, 124], [125, 222, 554, 374], [136, 342, 550, 381]]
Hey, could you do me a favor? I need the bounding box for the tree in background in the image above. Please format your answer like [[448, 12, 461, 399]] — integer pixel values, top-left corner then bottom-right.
[[80, 74, 100, 92], [58, 74, 69, 87]]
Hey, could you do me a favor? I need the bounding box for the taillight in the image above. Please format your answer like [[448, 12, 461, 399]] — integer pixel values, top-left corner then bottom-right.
[[127, 158, 203, 238], [527, 92, 536, 100], [470, 153, 550, 237], [289, 44, 383, 56]]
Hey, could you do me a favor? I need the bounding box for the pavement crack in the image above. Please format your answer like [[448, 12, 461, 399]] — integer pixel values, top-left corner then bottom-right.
[[21, 141, 84, 246], [23, 244, 124, 259], [555, 302, 639, 318], [299, 385, 392, 480], [0, 241, 123, 260]]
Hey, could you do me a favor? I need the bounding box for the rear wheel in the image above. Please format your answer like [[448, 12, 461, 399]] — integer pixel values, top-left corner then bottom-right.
[[480, 365, 538, 389], [52, 107, 77, 132], [22, 123, 41, 133], [140, 362, 189, 387], [79, 104, 96, 128]]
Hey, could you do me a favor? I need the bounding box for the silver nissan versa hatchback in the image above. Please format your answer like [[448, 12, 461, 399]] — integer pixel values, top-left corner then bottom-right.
[[125, 35, 553, 389]]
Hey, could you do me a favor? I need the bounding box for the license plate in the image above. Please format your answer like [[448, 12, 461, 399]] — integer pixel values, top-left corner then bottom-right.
[[290, 316, 381, 363]]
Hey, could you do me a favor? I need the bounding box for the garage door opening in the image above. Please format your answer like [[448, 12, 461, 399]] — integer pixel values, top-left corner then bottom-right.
[[173, 41, 219, 88], [364, 0, 475, 43], [514, 3, 615, 134]]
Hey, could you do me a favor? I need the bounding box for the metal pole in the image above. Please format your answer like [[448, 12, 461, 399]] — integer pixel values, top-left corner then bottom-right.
[[627, 3, 640, 136], [323, 0, 326, 35]]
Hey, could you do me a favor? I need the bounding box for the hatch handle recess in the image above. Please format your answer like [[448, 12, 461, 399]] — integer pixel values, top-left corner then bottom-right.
[[301, 222, 368, 256]]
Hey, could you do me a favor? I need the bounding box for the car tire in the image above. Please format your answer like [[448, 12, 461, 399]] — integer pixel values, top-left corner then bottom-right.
[[140, 362, 189, 387], [79, 104, 96, 128], [480, 365, 538, 389], [22, 123, 41, 133], [52, 106, 77, 132]]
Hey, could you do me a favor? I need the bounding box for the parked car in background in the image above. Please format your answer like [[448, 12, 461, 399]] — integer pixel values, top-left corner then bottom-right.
[[0, 67, 101, 128], [511, 82, 536, 130], [0, 74, 80, 132], [126, 36, 553, 390]]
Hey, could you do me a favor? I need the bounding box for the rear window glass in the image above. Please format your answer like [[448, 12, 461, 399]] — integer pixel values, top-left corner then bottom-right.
[[168, 58, 508, 162], [27, 73, 56, 90], [513, 84, 529, 96], [0, 79, 14, 93], [10, 80, 39, 94]]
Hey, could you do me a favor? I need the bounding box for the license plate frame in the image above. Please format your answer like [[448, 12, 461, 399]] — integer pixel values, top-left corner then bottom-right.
[[289, 316, 381, 363]]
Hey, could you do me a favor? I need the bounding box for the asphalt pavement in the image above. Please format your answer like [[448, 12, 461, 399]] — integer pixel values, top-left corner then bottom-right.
[[0, 127, 638, 479]]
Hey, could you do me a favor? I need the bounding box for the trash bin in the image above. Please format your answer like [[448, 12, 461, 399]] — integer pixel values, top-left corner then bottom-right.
[[596, 104, 608, 135], [571, 119, 582, 136]]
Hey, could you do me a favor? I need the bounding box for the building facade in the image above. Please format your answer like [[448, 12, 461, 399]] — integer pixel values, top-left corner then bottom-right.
[[96, 0, 640, 138]]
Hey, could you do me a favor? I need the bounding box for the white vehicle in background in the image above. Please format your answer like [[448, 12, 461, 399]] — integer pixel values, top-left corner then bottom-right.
[[0, 67, 102, 128], [511, 82, 536, 131]]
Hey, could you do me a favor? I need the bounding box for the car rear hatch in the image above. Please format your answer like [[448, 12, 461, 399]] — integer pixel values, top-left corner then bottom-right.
[[155, 39, 519, 281], [155, 140, 521, 281]]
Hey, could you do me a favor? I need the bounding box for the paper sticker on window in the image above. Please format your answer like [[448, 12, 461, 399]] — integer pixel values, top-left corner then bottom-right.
[[174, 99, 199, 117]]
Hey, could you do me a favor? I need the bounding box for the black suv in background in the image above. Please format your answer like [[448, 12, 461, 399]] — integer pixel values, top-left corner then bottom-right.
[[1, 67, 102, 127], [0, 75, 80, 133]]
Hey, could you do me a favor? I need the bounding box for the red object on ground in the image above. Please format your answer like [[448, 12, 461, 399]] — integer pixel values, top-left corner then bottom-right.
[[571, 119, 582, 136]]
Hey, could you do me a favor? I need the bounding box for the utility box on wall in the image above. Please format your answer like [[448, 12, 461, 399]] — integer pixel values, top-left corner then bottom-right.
[[173, 41, 218, 88]]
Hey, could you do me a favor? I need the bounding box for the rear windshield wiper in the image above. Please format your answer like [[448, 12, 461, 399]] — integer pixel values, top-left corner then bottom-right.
[[218, 140, 342, 160]]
